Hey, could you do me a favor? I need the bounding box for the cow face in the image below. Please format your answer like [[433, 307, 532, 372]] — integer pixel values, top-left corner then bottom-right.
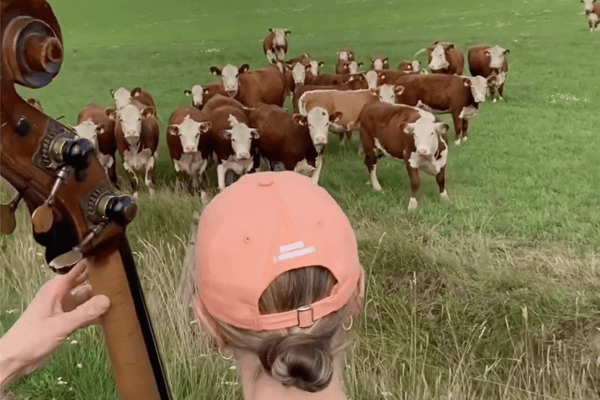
[[292, 62, 307, 85], [365, 70, 379, 89], [269, 28, 290, 47], [309, 60, 324, 75], [184, 85, 204, 108], [583, 0, 595, 12], [293, 107, 342, 146], [218, 115, 258, 161], [210, 64, 250, 97], [429, 44, 450, 70], [111, 87, 132, 110], [378, 84, 403, 104], [405, 117, 449, 157], [464, 76, 487, 103], [485, 46, 509, 69], [117, 104, 153, 145], [371, 57, 388, 71], [411, 60, 421, 72], [74, 120, 104, 149], [338, 50, 354, 62], [169, 116, 212, 153]]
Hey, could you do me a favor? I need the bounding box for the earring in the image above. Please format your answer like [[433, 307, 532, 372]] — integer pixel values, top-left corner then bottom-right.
[[342, 316, 353, 331], [218, 346, 234, 361]]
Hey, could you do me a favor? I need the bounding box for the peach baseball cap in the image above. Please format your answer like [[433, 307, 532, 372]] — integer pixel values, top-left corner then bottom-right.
[[194, 171, 364, 331]]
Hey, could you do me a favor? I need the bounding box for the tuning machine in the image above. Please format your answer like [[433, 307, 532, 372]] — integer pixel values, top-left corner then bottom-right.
[[49, 224, 104, 273], [0, 192, 22, 234]]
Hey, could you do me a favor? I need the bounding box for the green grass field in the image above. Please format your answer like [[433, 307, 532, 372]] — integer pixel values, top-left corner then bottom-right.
[[2, 0, 600, 398]]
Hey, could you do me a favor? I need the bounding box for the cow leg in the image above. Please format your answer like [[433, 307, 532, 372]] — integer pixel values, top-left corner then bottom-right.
[[266, 50, 276, 64], [123, 161, 139, 199], [145, 156, 155, 197], [452, 113, 464, 146], [311, 154, 325, 185], [490, 84, 498, 103], [217, 163, 227, 191], [461, 120, 469, 144], [498, 83, 505, 101], [406, 165, 420, 211], [107, 161, 119, 190], [436, 166, 449, 202]]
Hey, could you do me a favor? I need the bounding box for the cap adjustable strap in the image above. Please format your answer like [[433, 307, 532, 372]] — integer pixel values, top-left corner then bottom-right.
[[297, 305, 314, 328]]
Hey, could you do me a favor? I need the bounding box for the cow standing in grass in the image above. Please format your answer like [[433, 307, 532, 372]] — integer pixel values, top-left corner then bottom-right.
[[582, 0, 600, 31], [468, 45, 510, 102], [420, 41, 464, 75], [110, 86, 156, 113], [371, 56, 389, 70], [356, 102, 450, 211], [263, 28, 290, 64], [184, 82, 227, 110]]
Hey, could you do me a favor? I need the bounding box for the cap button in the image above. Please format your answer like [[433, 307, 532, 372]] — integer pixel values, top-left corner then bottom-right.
[[257, 177, 274, 187]]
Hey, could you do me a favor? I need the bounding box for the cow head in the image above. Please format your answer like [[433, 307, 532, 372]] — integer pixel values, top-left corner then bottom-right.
[[365, 70, 379, 89], [218, 114, 259, 161], [269, 28, 290, 46], [184, 85, 205, 108], [337, 49, 354, 62], [73, 120, 105, 150], [168, 115, 212, 154], [405, 116, 449, 157], [292, 107, 342, 147], [377, 84, 404, 104], [292, 62, 308, 85], [464, 76, 487, 103], [371, 57, 389, 71], [343, 61, 362, 74], [111, 87, 132, 110], [429, 43, 452, 70], [582, 0, 595, 12], [309, 60, 324, 75], [210, 64, 250, 97], [117, 104, 154, 145], [411, 60, 420, 72], [485, 45, 509, 69]]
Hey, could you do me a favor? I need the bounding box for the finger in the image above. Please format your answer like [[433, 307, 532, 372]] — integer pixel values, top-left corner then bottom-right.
[[68, 259, 90, 288], [62, 284, 93, 313], [60, 295, 111, 334]]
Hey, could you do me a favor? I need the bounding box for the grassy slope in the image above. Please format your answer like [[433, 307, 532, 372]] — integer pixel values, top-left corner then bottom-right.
[[2, 0, 600, 398]]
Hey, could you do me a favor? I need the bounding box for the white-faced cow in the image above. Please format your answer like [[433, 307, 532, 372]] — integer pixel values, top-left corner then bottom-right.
[[337, 48, 355, 62], [398, 60, 421, 73], [263, 28, 290, 64], [184, 82, 227, 110], [336, 60, 363, 74], [371, 56, 389, 70], [292, 76, 368, 112], [113, 103, 159, 198], [73, 104, 118, 187], [425, 41, 464, 75], [110, 86, 156, 114], [166, 106, 213, 201], [389, 74, 487, 145], [356, 101, 450, 211], [209, 63, 285, 108], [202, 95, 259, 190], [249, 103, 342, 185], [582, 0, 600, 31], [468, 45, 510, 102]]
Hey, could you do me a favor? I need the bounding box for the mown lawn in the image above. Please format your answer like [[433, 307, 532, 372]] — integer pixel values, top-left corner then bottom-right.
[[2, 0, 600, 398]]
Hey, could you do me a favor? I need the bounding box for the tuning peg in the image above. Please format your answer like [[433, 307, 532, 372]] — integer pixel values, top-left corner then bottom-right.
[[1, 192, 22, 234], [51, 137, 95, 170], [96, 194, 137, 226], [49, 224, 103, 273], [31, 166, 69, 234]]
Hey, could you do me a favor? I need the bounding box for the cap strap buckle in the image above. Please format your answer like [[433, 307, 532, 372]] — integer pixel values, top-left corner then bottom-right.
[[297, 305, 314, 328]]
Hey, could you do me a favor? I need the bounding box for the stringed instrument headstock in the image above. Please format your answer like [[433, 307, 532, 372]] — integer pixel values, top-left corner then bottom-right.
[[1, 0, 136, 272]]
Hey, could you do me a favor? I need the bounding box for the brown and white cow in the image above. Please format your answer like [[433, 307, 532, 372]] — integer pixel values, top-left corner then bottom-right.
[[113, 103, 159, 198], [26, 98, 44, 111], [184, 82, 227, 110], [166, 107, 213, 201], [73, 104, 118, 186], [337, 48, 355, 62], [285, 53, 324, 76], [389, 74, 487, 145], [263, 28, 291, 64], [582, 0, 600, 31], [209, 63, 285, 108], [249, 103, 342, 185], [202, 95, 260, 190], [336, 60, 363, 74], [424, 41, 464, 75], [356, 101, 449, 210], [468, 45, 510, 102], [110, 86, 156, 114], [292, 77, 368, 112], [398, 60, 421, 73], [370, 56, 389, 71]]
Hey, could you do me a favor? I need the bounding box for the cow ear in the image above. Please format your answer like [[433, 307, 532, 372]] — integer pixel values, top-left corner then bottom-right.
[[203, 87, 210, 94], [447, 44, 455, 50], [110, 89, 115, 96], [131, 87, 142, 96], [251, 129, 260, 139], [383, 58, 389, 64], [219, 130, 232, 140], [285, 30, 291, 35], [26, 98, 35, 105], [292, 114, 307, 126], [142, 107, 154, 118], [239, 64, 250, 74], [105, 108, 117, 120], [210, 66, 222, 76], [357, 62, 364, 67], [504, 49, 510, 55], [318, 61, 324, 67], [404, 123, 415, 135], [95, 124, 106, 135], [168, 125, 179, 135], [269, 28, 274, 33], [463, 77, 471, 87], [200, 121, 212, 133], [330, 111, 343, 123], [394, 85, 405, 95], [484, 49, 490, 56], [435, 122, 449, 136], [184, 89, 192, 96]]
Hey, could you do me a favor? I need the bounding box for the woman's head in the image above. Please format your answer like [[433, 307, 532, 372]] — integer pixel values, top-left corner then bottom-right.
[[192, 171, 364, 393]]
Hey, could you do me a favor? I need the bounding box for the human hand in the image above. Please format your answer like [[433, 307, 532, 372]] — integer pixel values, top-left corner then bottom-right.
[[0, 260, 110, 389]]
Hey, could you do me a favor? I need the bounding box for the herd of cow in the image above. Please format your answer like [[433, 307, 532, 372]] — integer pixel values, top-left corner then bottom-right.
[[26, 29, 515, 210]]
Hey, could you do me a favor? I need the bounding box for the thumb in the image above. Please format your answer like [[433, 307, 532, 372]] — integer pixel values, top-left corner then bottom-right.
[[60, 295, 111, 334]]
